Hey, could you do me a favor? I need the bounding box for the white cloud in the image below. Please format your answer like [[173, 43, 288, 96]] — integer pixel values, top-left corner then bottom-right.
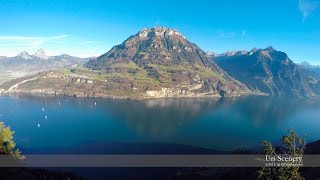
[[0, 34, 67, 41], [298, 0, 319, 21], [217, 30, 247, 39], [0, 34, 109, 58], [218, 32, 236, 39], [0, 34, 69, 56], [242, 30, 246, 37], [0, 34, 68, 48]]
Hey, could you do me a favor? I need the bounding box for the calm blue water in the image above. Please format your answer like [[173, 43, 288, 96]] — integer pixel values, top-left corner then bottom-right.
[[0, 95, 320, 153]]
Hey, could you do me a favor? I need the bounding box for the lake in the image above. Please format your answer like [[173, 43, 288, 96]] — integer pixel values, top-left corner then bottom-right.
[[0, 95, 320, 154]]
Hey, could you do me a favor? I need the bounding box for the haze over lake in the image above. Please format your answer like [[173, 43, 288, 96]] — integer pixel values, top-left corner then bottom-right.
[[0, 95, 320, 153]]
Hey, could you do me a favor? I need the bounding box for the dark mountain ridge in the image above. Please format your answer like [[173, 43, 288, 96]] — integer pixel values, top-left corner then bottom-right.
[[214, 46, 320, 97]]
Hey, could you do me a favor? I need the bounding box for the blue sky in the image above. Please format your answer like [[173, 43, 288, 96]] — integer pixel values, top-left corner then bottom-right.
[[0, 0, 319, 64]]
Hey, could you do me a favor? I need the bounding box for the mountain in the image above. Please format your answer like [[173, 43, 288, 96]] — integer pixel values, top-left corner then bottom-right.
[[299, 62, 320, 75], [0, 49, 90, 84], [17, 51, 32, 60], [84, 27, 250, 97], [86, 27, 218, 70], [213, 50, 248, 58], [214, 47, 320, 97], [0, 27, 251, 99], [33, 48, 48, 60]]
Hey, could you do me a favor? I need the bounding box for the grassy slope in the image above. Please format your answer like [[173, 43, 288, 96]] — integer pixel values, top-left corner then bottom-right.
[[0, 61, 252, 98]]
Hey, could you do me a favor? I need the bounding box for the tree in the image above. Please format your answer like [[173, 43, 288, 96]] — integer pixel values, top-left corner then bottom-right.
[[0, 121, 24, 159], [257, 130, 305, 180]]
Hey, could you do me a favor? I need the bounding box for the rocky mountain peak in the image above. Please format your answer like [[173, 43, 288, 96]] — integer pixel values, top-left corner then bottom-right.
[[137, 27, 185, 39], [125, 27, 190, 52], [206, 51, 215, 56], [33, 49, 48, 60], [249, 48, 258, 55], [17, 51, 29, 56], [251, 48, 258, 52], [222, 50, 248, 57], [257, 47, 291, 64], [265, 46, 275, 51], [257, 46, 276, 57], [17, 51, 31, 60], [86, 27, 215, 69]]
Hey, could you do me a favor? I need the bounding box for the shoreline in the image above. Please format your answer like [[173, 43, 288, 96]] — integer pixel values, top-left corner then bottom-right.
[[0, 90, 265, 101]]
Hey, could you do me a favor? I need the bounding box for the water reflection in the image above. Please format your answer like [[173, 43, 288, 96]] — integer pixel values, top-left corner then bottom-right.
[[102, 96, 320, 137], [105, 98, 225, 137], [1, 95, 320, 151]]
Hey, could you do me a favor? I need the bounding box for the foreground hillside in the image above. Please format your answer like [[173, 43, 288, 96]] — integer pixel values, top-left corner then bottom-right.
[[0, 27, 251, 99]]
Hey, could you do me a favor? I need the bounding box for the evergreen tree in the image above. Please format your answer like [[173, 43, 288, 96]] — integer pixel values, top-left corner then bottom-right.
[[0, 121, 24, 159], [257, 130, 305, 180]]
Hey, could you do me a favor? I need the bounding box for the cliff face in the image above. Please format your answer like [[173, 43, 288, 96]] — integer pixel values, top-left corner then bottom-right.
[[0, 27, 250, 99], [214, 47, 320, 97]]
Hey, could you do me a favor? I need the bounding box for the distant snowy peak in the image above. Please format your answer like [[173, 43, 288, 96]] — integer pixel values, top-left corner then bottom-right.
[[213, 47, 275, 58], [33, 49, 49, 60], [206, 51, 216, 57], [249, 48, 258, 55], [300, 61, 320, 68], [5, 49, 89, 62], [58, 54, 73, 59], [16, 51, 32, 60], [214, 50, 248, 57], [223, 50, 248, 56]]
